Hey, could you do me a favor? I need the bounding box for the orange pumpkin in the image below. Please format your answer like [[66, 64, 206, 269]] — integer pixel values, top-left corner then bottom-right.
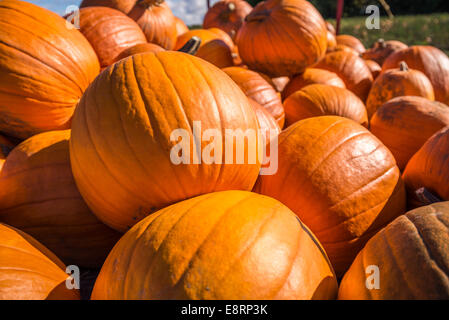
[[371, 96, 449, 171], [284, 84, 368, 128], [0, 223, 79, 300], [328, 44, 358, 54], [327, 31, 337, 51], [91, 191, 338, 300], [403, 126, 449, 205], [383, 46, 449, 105], [0, 0, 99, 140], [208, 27, 235, 50], [364, 59, 382, 79], [314, 51, 373, 102], [0, 135, 15, 171], [0, 130, 121, 268], [114, 42, 165, 62], [70, 52, 261, 232], [339, 202, 449, 300], [203, 0, 252, 40], [271, 76, 290, 93], [282, 68, 346, 100], [223, 67, 285, 128], [248, 98, 281, 137], [174, 16, 189, 36], [80, 0, 178, 50], [366, 62, 435, 118], [75, 7, 147, 68], [254, 116, 406, 276], [362, 38, 408, 66], [336, 35, 366, 54], [236, 0, 328, 77], [326, 21, 336, 34]]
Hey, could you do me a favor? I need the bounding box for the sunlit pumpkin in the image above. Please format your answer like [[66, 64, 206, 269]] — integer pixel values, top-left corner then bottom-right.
[[336, 35, 365, 54], [114, 42, 165, 62], [174, 16, 189, 36], [327, 31, 337, 51], [248, 98, 281, 138], [362, 38, 408, 66]]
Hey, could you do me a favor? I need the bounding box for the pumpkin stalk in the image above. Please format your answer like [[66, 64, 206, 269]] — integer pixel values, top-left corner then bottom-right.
[[399, 61, 409, 71], [178, 37, 202, 55], [138, 0, 164, 8], [377, 38, 386, 49], [228, 2, 236, 11], [415, 187, 443, 205]]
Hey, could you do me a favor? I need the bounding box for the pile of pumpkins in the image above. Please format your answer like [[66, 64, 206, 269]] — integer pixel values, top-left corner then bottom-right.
[[0, 0, 448, 300]]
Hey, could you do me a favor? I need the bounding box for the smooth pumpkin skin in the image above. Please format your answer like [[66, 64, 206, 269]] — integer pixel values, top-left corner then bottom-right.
[[236, 0, 328, 77], [339, 202, 449, 300], [208, 27, 235, 51], [366, 64, 435, 119], [364, 59, 382, 79], [362, 39, 408, 66], [284, 84, 368, 128], [223, 67, 285, 128], [248, 98, 281, 138], [326, 31, 337, 51], [382, 46, 449, 105], [0, 135, 15, 172], [282, 68, 346, 100], [174, 16, 189, 37], [70, 52, 261, 232], [314, 51, 374, 102], [91, 191, 338, 300], [0, 130, 121, 268], [0, 0, 100, 140], [0, 223, 80, 300], [203, 0, 253, 40], [336, 35, 365, 54], [114, 42, 165, 62], [371, 97, 449, 171], [254, 116, 406, 276], [403, 126, 449, 203]]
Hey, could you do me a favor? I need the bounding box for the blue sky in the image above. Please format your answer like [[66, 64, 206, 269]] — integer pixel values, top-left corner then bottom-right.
[[23, 0, 220, 25]]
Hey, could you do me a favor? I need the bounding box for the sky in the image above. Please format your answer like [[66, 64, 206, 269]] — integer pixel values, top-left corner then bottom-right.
[[23, 0, 221, 25]]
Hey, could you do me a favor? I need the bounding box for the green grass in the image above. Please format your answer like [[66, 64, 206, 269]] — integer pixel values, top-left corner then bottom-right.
[[328, 13, 449, 55]]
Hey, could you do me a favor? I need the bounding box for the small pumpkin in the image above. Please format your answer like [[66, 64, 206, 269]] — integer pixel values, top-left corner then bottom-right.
[[282, 68, 346, 100], [326, 21, 336, 34], [0, 0, 100, 140], [91, 191, 338, 300], [284, 84, 368, 128], [336, 35, 366, 54], [223, 67, 285, 128], [0, 223, 80, 300], [314, 51, 374, 102], [254, 116, 406, 276], [366, 61, 435, 118], [364, 59, 382, 79], [114, 42, 165, 62], [339, 202, 449, 300], [382, 46, 449, 105], [362, 38, 408, 66], [203, 0, 252, 40], [236, 0, 328, 77], [0, 130, 121, 268], [371, 96, 449, 171], [248, 98, 281, 138], [208, 27, 235, 51], [174, 16, 189, 36]]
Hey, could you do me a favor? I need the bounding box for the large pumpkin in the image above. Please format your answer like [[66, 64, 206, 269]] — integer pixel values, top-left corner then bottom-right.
[[236, 0, 328, 77], [371, 96, 449, 170], [0, 223, 79, 300], [254, 116, 406, 276], [366, 62, 435, 118], [283, 84, 368, 128], [174, 16, 189, 36], [382, 46, 449, 105], [248, 98, 281, 138], [362, 39, 408, 66], [0, 130, 121, 268], [336, 35, 365, 54], [80, 0, 178, 50], [91, 191, 338, 300], [70, 52, 261, 232], [314, 51, 374, 102], [282, 68, 346, 100], [403, 126, 449, 205], [0, 0, 100, 140], [75, 7, 147, 68], [339, 202, 449, 299], [222, 67, 285, 128]]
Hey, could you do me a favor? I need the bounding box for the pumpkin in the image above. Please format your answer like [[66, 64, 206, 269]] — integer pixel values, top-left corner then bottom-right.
[[339, 202, 449, 300], [174, 16, 189, 36], [364, 59, 382, 79], [328, 44, 358, 54], [75, 7, 147, 68], [80, 0, 178, 50], [362, 38, 408, 66], [0, 0, 99, 140], [326, 21, 336, 34], [70, 52, 261, 232], [0, 135, 15, 171], [236, 0, 328, 77], [222, 67, 285, 128], [382, 46, 449, 105], [0, 130, 121, 268], [282, 68, 346, 100], [336, 35, 366, 54], [283, 84, 368, 128], [271, 76, 290, 93], [0, 223, 79, 300], [314, 51, 373, 102], [327, 31, 337, 51], [176, 29, 230, 51], [203, 0, 252, 40], [114, 42, 165, 62], [403, 126, 449, 206], [91, 191, 338, 300], [248, 98, 281, 138], [208, 27, 235, 51], [371, 96, 449, 171], [366, 62, 435, 118], [254, 116, 406, 276]]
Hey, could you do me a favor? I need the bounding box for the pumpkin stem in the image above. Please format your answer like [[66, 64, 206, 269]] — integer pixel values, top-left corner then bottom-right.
[[415, 187, 443, 205], [178, 37, 202, 55], [245, 10, 270, 22], [228, 2, 236, 11], [377, 38, 386, 48], [138, 0, 164, 8], [399, 61, 409, 71]]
